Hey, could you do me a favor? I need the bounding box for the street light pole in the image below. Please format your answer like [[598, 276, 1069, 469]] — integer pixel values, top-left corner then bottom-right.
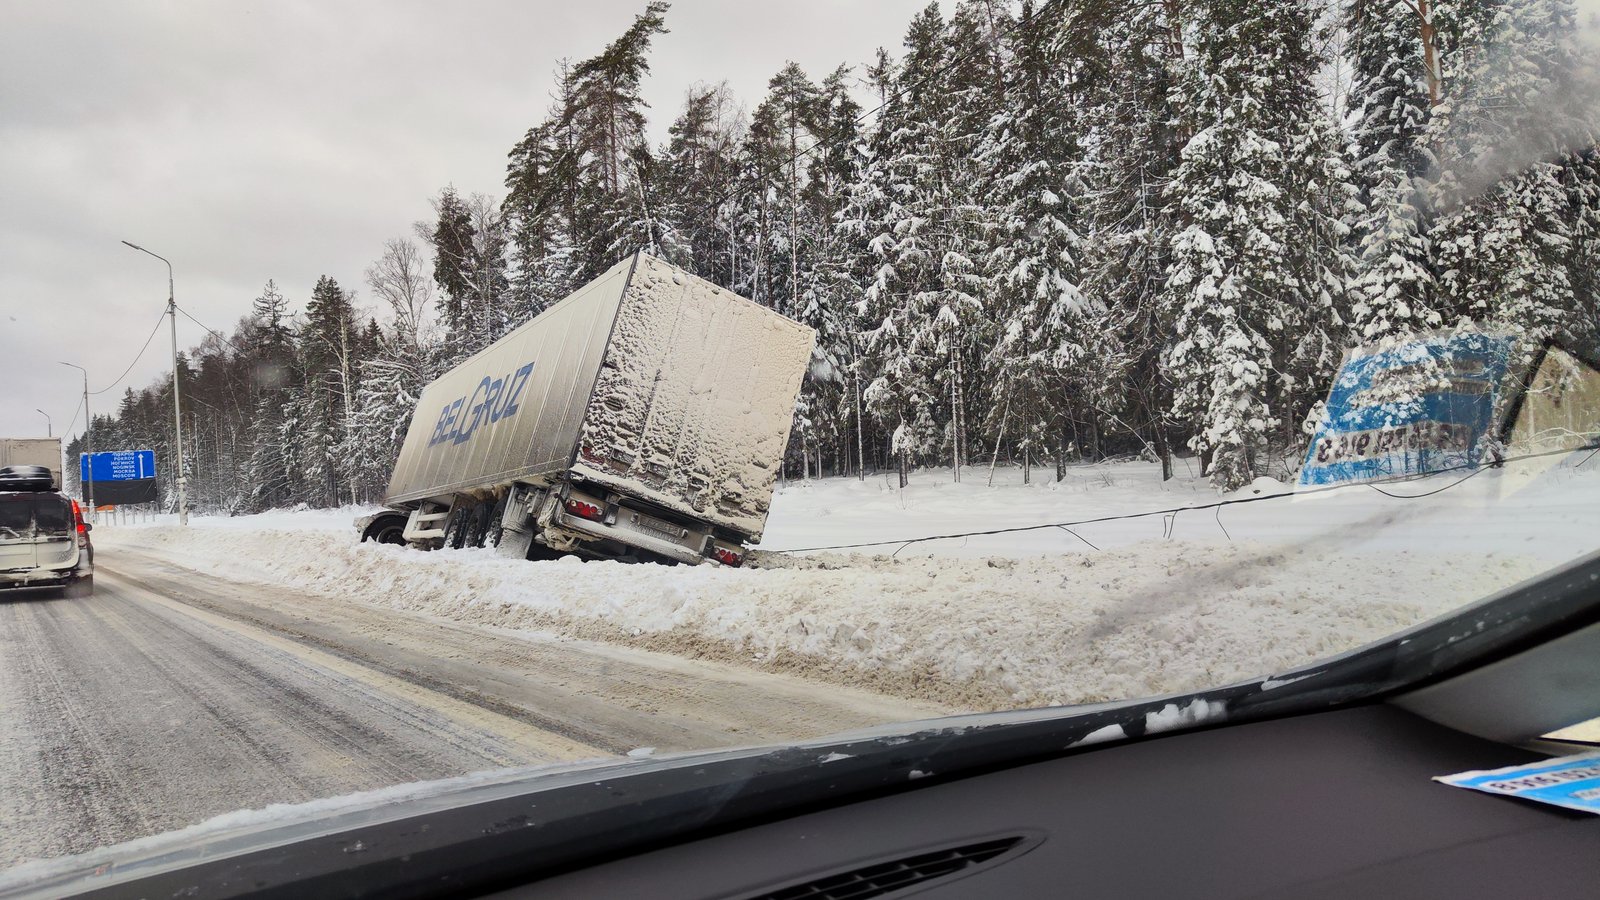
[[122, 240, 188, 526], [35, 409, 51, 437], [58, 362, 91, 514]]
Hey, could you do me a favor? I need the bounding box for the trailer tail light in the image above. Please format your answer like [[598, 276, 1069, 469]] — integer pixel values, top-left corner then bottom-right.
[[564, 498, 604, 521], [712, 546, 742, 567]]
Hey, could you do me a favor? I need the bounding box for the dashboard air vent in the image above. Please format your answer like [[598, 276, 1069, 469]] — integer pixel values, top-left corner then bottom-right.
[[749, 836, 1025, 900]]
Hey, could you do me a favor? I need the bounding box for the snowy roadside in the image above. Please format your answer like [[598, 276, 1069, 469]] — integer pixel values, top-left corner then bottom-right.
[[92, 459, 1597, 711]]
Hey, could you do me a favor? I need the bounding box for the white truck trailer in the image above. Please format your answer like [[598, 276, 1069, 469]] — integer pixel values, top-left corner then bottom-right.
[[0, 438, 63, 489], [357, 253, 815, 566]]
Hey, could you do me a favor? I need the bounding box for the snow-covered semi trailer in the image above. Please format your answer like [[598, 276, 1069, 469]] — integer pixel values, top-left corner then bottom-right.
[[356, 253, 815, 567]]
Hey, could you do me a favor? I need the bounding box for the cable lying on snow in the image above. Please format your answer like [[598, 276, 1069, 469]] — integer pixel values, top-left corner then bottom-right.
[[762, 443, 1599, 557]]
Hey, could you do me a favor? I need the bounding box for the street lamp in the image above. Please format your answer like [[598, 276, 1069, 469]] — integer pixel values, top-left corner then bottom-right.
[[121, 239, 188, 526], [35, 409, 51, 437], [58, 361, 91, 513]]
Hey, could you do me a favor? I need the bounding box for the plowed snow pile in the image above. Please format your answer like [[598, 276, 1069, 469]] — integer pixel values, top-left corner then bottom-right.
[[95, 457, 1600, 710]]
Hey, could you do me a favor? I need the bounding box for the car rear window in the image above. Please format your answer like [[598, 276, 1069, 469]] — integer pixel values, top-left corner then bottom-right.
[[33, 498, 71, 532], [0, 495, 72, 533]]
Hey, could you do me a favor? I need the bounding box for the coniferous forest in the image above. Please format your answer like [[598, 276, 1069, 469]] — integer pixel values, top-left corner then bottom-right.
[[69, 0, 1600, 511]]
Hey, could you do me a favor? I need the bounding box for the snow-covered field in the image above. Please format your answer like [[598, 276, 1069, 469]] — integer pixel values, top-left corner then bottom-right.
[[94, 452, 1600, 710]]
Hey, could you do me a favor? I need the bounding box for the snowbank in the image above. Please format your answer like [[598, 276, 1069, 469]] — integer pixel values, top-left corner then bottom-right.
[[94, 456, 1598, 710]]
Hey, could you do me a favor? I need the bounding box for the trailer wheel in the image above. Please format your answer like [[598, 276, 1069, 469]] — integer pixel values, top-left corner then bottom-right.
[[441, 504, 471, 550], [361, 514, 408, 546], [483, 494, 510, 548], [463, 500, 495, 549]]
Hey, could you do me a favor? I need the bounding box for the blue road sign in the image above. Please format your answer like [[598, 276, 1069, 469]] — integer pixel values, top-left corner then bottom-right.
[[1300, 332, 1516, 487], [80, 449, 157, 483]]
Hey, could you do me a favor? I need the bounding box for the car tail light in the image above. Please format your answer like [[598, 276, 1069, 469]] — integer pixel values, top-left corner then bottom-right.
[[712, 546, 742, 567], [564, 498, 604, 521], [71, 499, 86, 534]]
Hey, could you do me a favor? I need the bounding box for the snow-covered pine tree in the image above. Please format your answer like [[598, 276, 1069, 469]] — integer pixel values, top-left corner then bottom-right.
[[1080, 0, 1187, 481], [855, 5, 955, 485], [288, 275, 360, 507], [569, 1, 672, 273], [504, 62, 584, 318], [1429, 0, 1593, 347], [1344, 0, 1442, 343], [746, 62, 822, 323], [243, 280, 298, 510], [796, 66, 868, 478], [659, 82, 746, 284], [1161, 0, 1337, 490], [980, 0, 1103, 481]]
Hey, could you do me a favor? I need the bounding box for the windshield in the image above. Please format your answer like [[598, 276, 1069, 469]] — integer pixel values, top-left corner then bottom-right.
[[0, 496, 70, 536], [3, 0, 1599, 884]]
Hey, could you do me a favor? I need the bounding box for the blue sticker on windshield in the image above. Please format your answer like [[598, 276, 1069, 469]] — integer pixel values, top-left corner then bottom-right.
[[1435, 752, 1600, 814]]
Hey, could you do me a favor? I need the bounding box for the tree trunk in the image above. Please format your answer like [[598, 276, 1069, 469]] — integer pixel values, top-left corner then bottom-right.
[[1417, 0, 1442, 108], [1057, 423, 1069, 482], [854, 371, 866, 482], [1154, 420, 1174, 482]]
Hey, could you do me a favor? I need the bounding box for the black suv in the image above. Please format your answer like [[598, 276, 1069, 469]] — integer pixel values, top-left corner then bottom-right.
[[0, 465, 94, 597]]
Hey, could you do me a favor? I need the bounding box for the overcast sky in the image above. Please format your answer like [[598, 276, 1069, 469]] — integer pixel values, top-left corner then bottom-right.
[[3, 1, 1597, 445], [0, 0, 934, 441]]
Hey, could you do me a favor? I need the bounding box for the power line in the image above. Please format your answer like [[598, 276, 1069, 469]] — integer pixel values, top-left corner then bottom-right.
[[60, 395, 85, 441], [764, 443, 1599, 556], [88, 311, 168, 397], [175, 303, 247, 355]]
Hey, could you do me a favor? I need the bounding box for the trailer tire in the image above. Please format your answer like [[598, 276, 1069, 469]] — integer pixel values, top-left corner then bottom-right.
[[483, 494, 510, 548], [464, 499, 495, 549], [441, 504, 471, 550], [361, 514, 408, 546]]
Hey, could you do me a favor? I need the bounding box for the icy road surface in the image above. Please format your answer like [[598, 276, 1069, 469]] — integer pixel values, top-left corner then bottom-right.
[[0, 550, 940, 870]]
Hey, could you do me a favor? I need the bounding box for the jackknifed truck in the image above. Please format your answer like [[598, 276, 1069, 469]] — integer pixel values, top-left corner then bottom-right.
[[356, 253, 815, 566]]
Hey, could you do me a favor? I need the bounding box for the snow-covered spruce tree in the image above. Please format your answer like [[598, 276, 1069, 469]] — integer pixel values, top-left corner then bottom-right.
[[833, 57, 896, 479], [1080, 0, 1187, 481], [1564, 149, 1600, 353], [1344, 0, 1442, 343], [1161, 0, 1349, 491], [980, 0, 1106, 481], [927, 0, 1009, 482], [795, 66, 868, 478], [243, 280, 298, 511], [287, 275, 361, 507], [850, 14, 948, 487], [855, 3, 1000, 483], [1429, 0, 1595, 348], [425, 186, 478, 350]]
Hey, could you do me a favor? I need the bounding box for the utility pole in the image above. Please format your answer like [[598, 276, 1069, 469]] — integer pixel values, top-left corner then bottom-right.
[[35, 409, 51, 437], [122, 240, 188, 525], [57, 362, 91, 515]]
